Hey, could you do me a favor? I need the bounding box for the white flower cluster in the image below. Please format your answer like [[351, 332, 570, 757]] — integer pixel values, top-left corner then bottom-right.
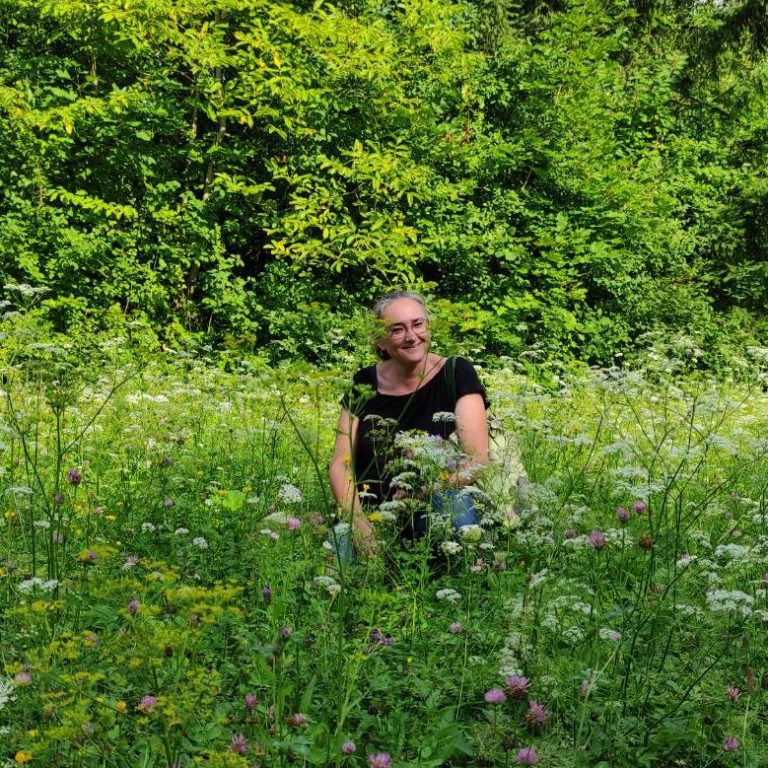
[[277, 483, 303, 504], [436, 588, 462, 603], [0, 677, 16, 712], [313, 575, 341, 597], [191, 537, 209, 549], [705, 589, 754, 617], [18, 578, 59, 593]]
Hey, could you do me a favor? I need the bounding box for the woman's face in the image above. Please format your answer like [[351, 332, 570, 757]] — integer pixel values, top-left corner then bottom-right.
[[377, 298, 431, 366]]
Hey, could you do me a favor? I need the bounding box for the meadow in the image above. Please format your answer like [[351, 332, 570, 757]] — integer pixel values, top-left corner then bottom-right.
[[2, 345, 768, 767]]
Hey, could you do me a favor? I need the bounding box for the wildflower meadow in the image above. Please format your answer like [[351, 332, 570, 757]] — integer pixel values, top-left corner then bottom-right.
[[2, 344, 768, 767]]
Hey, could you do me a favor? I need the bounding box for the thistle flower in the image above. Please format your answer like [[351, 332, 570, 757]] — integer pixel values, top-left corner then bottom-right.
[[587, 530, 606, 549], [67, 467, 82, 485], [525, 700, 548, 729], [484, 688, 506, 703], [516, 747, 538, 765], [288, 712, 308, 728], [230, 733, 248, 754], [633, 501, 647, 514], [368, 753, 392, 768], [505, 675, 531, 699], [615, 507, 629, 523]]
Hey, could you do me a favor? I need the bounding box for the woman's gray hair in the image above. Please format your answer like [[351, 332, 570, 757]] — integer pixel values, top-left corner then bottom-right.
[[371, 290, 429, 360], [372, 290, 428, 319]]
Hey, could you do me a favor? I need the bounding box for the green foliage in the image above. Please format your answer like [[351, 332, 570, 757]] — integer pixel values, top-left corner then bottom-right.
[[0, 0, 765, 364]]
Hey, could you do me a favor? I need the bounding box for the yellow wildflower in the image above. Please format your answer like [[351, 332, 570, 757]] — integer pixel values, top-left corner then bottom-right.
[[15, 751, 33, 764], [115, 700, 127, 714]]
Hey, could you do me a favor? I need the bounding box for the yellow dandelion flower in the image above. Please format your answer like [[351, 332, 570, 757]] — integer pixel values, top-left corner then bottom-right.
[[15, 751, 33, 764], [115, 700, 127, 714], [367, 513, 384, 523]]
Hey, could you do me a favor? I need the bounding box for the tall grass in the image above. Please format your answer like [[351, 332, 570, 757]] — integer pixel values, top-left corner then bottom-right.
[[1, 349, 767, 767]]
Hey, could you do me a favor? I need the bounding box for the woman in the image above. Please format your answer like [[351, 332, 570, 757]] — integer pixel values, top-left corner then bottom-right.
[[328, 291, 489, 554]]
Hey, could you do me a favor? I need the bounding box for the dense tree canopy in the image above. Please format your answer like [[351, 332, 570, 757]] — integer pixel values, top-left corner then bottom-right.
[[0, 0, 766, 364]]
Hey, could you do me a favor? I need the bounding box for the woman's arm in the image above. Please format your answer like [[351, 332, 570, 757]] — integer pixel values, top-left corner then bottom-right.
[[328, 408, 377, 554], [454, 393, 489, 480]]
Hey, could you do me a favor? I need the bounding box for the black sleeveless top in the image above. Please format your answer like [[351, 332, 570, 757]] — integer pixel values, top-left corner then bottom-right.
[[342, 357, 488, 504]]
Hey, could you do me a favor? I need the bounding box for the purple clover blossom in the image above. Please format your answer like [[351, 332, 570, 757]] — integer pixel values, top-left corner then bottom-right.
[[244, 693, 258, 710], [484, 688, 507, 704], [163, 498, 175, 508], [587, 530, 606, 550], [341, 741, 357, 755], [723, 736, 740, 752], [137, 695, 157, 713], [13, 672, 32, 686], [127, 598, 140, 616], [230, 733, 248, 755], [633, 500, 647, 514], [449, 621, 464, 634], [726, 684, 741, 702], [368, 753, 393, 768], [525, 700, 548, 729], [516, 747, 538, 765], [287, 517, 301, 530], [616, 506, 629, 523], [67, 467, 82, 485], [505, 675, 531, 699], [288, 712, 308, 728], [262, 585, 272, 605]]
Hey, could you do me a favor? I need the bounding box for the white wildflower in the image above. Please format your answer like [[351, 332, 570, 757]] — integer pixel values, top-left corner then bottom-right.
[[277, 483, 303, 504], [440, 541, 462, 556], [141, 522, 156, 533], [436, 588, 462, 603], [706, 589, 754, 617], [0, 677, 16, 712], [191, 537, 208, 549], [714, 544, 749, 560]]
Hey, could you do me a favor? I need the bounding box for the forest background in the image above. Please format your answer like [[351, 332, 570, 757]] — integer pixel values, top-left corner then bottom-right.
[[0, 0, 767, 369]]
